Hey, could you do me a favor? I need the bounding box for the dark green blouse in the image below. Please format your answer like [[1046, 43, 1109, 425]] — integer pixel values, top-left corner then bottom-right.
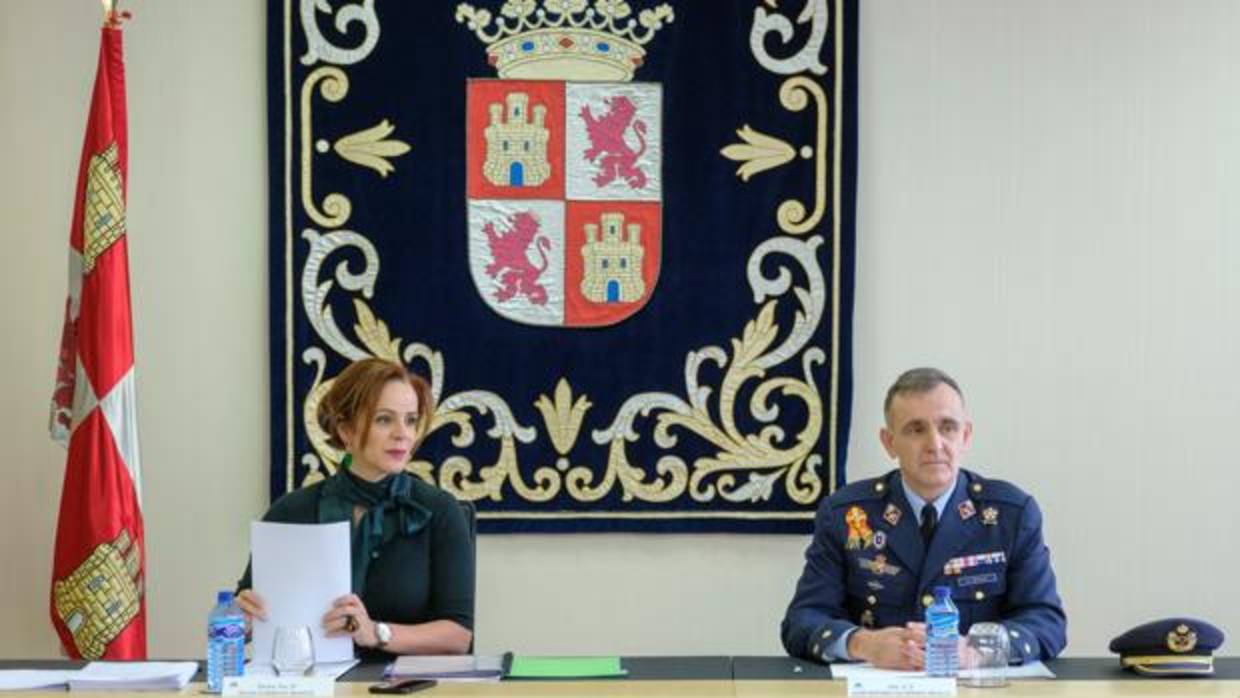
[[238, 471, 475, 660]]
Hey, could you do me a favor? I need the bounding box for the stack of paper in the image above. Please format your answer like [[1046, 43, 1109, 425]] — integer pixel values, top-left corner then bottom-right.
[[67, 661, 199, 691], [0, 670, 79, 691], [387, 655, 507, 682], [829, 661, 1056, 681]]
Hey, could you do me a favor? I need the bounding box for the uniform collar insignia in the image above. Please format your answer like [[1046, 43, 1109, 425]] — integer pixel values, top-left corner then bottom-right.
[[883, 503, 901, 526], [981, 506, 999, 526]]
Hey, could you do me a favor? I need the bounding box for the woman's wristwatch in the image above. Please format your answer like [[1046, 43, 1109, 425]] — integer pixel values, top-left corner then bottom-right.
[[374, 622, 392, 649]]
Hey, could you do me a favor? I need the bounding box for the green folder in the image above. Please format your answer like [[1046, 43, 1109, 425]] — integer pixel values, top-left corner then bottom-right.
[[505, 656, 628, 679]]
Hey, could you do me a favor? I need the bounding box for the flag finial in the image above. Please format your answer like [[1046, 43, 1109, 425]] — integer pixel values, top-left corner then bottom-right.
[[101, 0, 130, 28]]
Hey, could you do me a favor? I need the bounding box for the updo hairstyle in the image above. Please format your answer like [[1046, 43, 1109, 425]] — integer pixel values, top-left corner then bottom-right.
[[316, 358, 434, 452]]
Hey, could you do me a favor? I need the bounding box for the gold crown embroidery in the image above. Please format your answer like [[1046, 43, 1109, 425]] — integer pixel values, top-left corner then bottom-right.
[[456, 0, 674, 81]]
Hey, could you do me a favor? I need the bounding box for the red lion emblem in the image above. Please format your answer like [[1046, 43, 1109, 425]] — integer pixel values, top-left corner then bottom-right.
[[580, 95, 648, 189], [483, 211, 551, 306]]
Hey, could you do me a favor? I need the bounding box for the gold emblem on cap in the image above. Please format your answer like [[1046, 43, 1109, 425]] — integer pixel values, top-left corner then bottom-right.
[[1166, 624, 1198, 653]]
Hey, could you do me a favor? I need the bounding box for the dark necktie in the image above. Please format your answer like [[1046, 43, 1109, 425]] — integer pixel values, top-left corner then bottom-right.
[[920, 504, 938, 546]]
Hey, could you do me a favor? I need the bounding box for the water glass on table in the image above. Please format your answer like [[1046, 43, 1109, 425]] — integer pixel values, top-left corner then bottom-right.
[[272, 626, 316, 677], [959, 622, 1010, 688]]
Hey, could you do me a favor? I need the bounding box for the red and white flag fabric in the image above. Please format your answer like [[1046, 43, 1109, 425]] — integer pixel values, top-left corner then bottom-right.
[[47, 17, 146, 661]]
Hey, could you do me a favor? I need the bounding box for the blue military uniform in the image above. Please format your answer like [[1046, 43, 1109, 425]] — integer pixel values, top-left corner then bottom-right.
[[781, 468, 1066, 664]]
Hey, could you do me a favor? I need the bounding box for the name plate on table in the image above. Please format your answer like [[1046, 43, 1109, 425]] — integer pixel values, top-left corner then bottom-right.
[[848, 676, 956, 696], [223, 675, 334, 696]]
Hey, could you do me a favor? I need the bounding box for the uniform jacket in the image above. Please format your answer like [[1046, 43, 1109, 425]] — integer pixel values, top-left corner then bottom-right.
[[781, 468, 1066, 664]]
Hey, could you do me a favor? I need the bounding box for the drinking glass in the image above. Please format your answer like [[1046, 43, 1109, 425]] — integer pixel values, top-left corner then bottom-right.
[[959, 622, 1010, 688], [272, 625, 315, 676]]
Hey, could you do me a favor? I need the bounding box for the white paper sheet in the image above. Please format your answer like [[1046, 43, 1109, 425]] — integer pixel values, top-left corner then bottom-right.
[[69, 661, 199, 691], [0, 670, 78, 691], [243, 659, 359, 680], [388, 654, 506, 682], [831, 660, 1055, 680], [250, 521, 353, 665]]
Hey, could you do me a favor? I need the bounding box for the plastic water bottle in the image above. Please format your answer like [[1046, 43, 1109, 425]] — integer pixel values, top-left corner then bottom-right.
[[925, 586, 960, 677], [206, 590, 246, 692]]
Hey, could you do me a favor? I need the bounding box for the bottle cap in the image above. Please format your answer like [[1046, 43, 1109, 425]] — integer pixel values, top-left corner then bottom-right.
[[933, 586, 952, 600], [217, 590, 234, 604]]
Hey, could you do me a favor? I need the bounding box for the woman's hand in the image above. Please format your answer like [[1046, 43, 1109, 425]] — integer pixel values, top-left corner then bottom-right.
[[323, 593, 379, 647], [235, 589, 267, 638]]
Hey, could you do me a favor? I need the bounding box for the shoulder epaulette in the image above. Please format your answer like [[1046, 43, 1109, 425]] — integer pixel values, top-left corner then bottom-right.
[[830, 472, 895, 506], [963, 469, 1030, 505]]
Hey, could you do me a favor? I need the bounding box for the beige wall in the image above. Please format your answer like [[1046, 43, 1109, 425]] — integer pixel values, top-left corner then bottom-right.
[[3, 0, 1237, 659]]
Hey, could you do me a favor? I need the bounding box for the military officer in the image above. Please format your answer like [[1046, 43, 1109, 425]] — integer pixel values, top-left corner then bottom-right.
[[781, 367, 1066, 669]]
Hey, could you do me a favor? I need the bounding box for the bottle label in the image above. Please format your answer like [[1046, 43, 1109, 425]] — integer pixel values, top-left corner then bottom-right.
[[209, 621, 246, 641]]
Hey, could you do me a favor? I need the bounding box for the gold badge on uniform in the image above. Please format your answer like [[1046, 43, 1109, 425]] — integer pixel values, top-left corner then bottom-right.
[[859, 554, 901, 576], [958, 500, 976, 521], [860, 609, 876, 628], [981, 506, 999, 526], [883, 503, 902, 526], [1167, 624, 1198, 653], [845, 506, 875, 550]]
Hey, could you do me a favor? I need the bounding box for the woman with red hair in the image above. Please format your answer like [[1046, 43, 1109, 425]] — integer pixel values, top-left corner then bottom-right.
[[236, 358, 473, 658]]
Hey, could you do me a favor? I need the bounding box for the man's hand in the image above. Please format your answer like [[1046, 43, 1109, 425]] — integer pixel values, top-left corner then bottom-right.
[[847, 622, 926, 670]]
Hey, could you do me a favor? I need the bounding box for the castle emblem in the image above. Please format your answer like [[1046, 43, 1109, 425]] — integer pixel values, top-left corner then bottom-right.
[[460, 0, 671, 327], [580, 212, 645, 303], [52, 529, 142, 660], [483, 92, 551, 187]]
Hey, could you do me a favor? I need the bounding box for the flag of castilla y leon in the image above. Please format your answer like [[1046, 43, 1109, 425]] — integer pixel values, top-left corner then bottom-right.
[[48, 10, 146, 660]]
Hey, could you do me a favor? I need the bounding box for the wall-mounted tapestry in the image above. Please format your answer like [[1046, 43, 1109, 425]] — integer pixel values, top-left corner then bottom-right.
[[268, 0, 857, 532]]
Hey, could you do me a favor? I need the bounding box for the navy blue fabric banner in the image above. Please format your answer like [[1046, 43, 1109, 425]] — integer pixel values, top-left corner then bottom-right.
[[268, 0, 856, 533]]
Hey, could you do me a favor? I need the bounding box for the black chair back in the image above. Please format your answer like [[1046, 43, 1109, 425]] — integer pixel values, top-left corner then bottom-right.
[[457, 499, 477, 653]]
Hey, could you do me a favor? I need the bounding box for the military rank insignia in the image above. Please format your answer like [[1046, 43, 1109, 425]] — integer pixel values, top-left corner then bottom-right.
[[858, 553, 900, 576], [981, 506, 999, 526], [883, 503, 901, 526]]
